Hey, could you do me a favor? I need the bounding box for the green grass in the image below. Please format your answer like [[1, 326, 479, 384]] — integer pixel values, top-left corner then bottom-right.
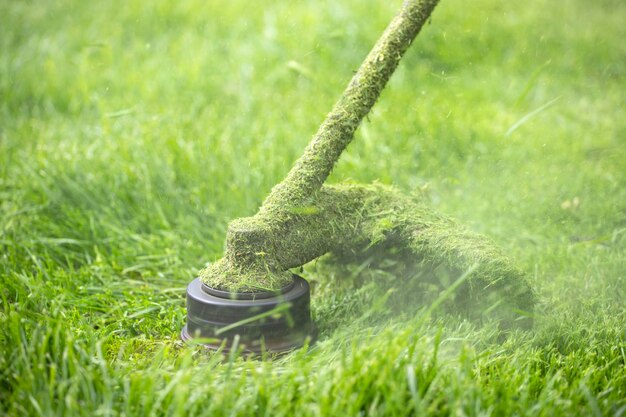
[[1, 0, 625, 415]]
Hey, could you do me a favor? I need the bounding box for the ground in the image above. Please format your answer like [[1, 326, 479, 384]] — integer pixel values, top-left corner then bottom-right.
[[0, 0, 625, 416]]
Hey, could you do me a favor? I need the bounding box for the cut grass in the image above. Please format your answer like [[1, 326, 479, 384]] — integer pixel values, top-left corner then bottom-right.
[[1, 0, 625, 416]]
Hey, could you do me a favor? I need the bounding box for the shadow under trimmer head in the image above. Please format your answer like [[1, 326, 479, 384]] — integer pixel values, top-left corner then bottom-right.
[[182, 0, 535, 353]]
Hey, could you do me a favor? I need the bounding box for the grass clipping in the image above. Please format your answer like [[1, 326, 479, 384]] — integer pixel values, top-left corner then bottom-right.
[[200, 0, 535, 326]]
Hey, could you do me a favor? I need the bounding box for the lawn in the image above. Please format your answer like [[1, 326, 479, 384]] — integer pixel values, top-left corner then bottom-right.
[[1, 0, 625, 415]]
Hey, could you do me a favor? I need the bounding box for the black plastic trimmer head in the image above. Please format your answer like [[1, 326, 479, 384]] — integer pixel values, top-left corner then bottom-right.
[[181, 275, 315, 353]]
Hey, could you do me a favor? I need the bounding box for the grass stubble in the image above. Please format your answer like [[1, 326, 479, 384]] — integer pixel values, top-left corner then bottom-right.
[[1, 0, 625, 415]]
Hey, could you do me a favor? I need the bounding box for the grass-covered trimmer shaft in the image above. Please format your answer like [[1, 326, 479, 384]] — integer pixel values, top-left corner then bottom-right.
[[183, 0, 535, 352]]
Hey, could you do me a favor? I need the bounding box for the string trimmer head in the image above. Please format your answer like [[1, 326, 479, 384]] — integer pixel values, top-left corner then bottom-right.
[[182, 0, 534, 353]]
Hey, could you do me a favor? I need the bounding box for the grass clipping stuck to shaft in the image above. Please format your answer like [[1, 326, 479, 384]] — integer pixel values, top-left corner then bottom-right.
[[200, 0, 535, 325]]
